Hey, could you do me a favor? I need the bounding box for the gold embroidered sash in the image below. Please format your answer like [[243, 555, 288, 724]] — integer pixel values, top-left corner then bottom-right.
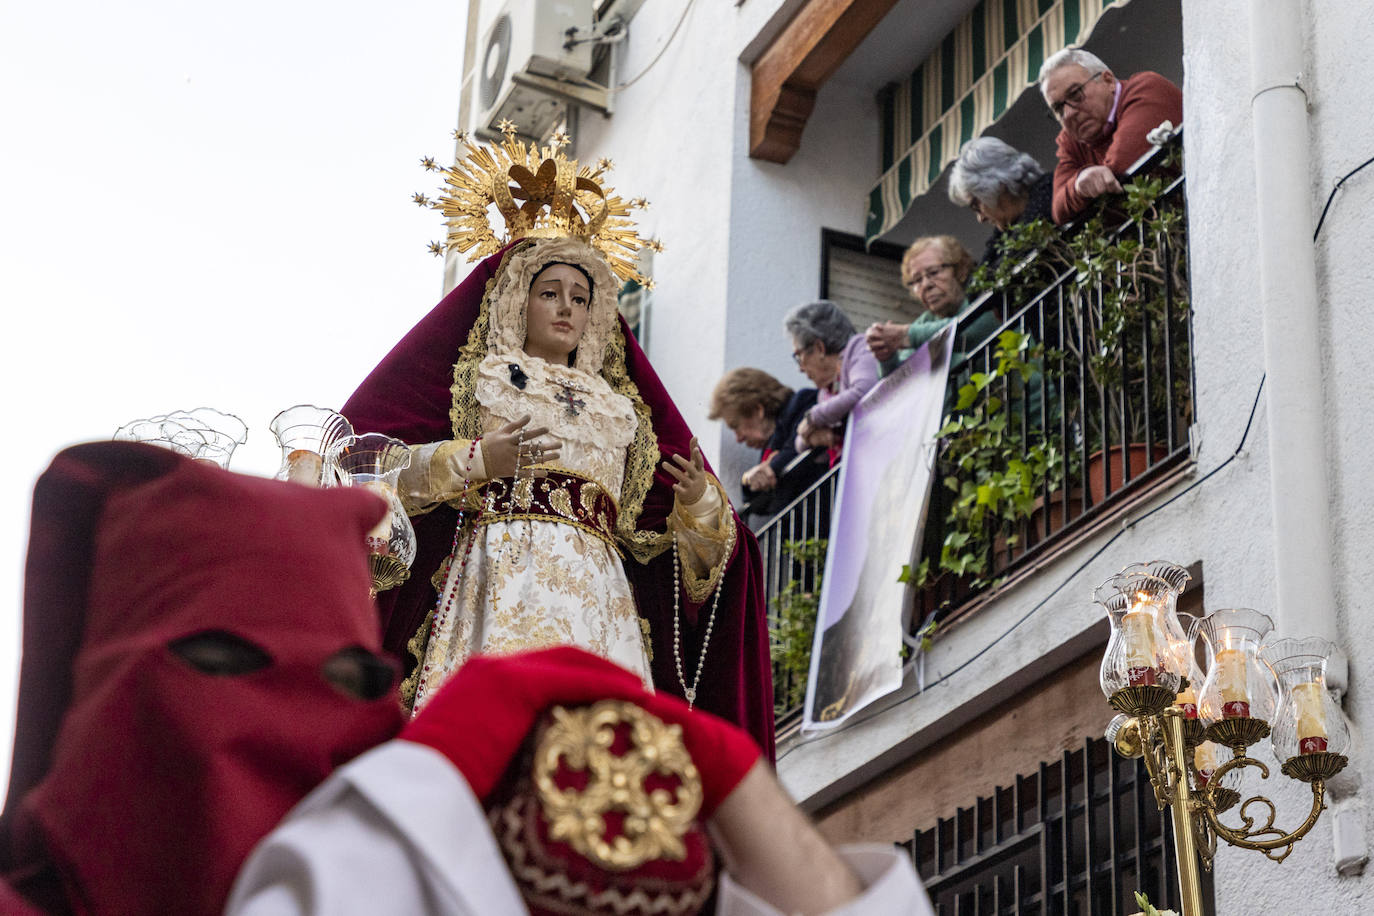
[[478, 470, 622, 557]]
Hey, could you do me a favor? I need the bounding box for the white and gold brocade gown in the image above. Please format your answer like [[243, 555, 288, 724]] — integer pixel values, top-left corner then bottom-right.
[[411, 352, 649, 711]]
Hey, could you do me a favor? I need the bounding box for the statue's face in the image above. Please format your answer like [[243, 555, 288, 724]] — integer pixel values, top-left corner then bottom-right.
[[523, 263, 591, 365]]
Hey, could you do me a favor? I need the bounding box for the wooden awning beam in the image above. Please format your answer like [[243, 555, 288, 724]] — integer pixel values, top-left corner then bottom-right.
[[749, 0, 899, 164]]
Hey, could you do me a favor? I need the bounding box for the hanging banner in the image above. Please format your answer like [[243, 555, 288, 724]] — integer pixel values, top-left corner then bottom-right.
[[803, 327, 955, 733]]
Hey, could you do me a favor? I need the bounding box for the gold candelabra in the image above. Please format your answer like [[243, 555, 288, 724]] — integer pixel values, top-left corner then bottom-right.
[[1097, 564, 1350, 916]]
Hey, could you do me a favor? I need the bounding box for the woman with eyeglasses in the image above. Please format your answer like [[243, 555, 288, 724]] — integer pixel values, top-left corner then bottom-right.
[[947, 136, 1054, 266], [864, 235, 999, 378], [782, 300, 879, 463]]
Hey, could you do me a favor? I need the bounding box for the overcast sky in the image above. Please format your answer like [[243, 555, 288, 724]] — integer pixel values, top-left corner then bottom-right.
[[0, 0, 470, 795]]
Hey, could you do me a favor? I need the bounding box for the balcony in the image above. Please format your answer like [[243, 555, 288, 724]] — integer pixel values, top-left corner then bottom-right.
[[759, 138, 1193, 736]]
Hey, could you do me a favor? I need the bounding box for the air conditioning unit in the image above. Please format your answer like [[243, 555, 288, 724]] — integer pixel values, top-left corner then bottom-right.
[[477, 0, 595, 142]]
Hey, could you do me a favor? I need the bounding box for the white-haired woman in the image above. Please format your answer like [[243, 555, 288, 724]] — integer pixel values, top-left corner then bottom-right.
[[947, 136, 1054, 265]]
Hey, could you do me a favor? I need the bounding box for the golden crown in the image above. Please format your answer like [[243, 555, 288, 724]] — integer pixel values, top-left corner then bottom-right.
[[416, 122, 661, 287]]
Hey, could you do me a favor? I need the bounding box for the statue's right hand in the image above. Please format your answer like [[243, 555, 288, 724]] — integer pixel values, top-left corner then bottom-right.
[[480, 415, 560, 478]]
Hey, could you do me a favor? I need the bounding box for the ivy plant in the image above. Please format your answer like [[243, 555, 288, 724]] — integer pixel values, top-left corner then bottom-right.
[[912, 329, 1063, 590], [967, 153, 1191, 449], [768, 538, 827, 715]]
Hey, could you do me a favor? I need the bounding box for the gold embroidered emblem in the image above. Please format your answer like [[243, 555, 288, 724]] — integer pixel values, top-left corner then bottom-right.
[[534, 700, 701, 870], [548, 486, 576, 521], [579, 480, 602, 516], [512, 476, 535, 510]]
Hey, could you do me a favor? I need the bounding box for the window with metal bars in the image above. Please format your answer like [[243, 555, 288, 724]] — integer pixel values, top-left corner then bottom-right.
[[902, 737, 1213, 915]]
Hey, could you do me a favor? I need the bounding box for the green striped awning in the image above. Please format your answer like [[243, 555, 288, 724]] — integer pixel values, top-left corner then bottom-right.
[[865, 0, 1131, 244]]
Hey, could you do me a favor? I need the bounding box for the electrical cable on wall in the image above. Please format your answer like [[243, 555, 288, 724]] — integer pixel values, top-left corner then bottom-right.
[[1314, 153, 1374, 241], [613, 0, 696, 93]]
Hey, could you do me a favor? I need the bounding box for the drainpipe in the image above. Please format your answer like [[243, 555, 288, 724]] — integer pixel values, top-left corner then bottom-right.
[[1248, 0, 1364, 876]]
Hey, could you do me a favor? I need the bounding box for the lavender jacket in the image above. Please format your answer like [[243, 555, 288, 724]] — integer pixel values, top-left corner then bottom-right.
[[795, 333, 880, 451]]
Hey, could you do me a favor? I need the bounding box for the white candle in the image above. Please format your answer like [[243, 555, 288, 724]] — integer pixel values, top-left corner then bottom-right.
[[362, 480, 396, 555], [1194, 742, 1219, 784], [1215, 648, 1249, 718], [1122, 610, 1158, 686], [1292, 681, 1328, 754], [1175, 682, 1198, 719], [285, 449, 323, 486]]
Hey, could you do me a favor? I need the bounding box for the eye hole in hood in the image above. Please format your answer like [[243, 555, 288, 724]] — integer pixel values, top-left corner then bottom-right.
[[322, 646, 398, 701], [169, 630, 272, 676]]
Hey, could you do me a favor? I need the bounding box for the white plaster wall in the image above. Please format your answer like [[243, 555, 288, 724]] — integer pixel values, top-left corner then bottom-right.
[[715, 72, 881, 496], [779, 1, 1374, 912], [1309, 0, 1374, 749], [572, 0, 739, 464], [1189, 1, 1374, 911], [454, 1, 1374, 904], [453, 0, 885, 495]]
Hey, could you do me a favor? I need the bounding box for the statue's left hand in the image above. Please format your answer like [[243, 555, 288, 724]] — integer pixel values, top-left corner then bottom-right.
[[664, 436, 708, 506]]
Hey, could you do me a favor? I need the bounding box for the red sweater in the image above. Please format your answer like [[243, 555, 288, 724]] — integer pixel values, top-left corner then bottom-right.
[[1051, 71, 1183, 223]]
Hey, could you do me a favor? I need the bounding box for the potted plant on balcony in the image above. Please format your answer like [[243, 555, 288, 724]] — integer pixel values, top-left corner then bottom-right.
[[969, 149, 1191, 508], [1067, 174, 1191, 502], [910, 329, 1064, 592]]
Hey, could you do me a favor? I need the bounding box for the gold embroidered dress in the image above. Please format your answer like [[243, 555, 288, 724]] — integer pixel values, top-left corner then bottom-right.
[[399, 239, 734, 714]]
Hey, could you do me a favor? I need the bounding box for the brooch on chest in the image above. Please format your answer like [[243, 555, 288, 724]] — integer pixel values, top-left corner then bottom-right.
[[556, 384, 587, 417]]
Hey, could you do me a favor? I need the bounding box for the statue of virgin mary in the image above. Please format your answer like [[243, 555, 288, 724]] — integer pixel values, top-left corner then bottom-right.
[[342, 138, 774, 755]]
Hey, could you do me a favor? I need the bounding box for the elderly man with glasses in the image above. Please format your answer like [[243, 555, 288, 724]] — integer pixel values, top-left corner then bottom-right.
[[1039, 48, 1182, 223]]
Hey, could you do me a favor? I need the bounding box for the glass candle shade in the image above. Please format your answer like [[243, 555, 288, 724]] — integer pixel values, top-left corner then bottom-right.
[[1095, 561, 1194, 676], [1171, 613, 1205, 718], [114, 417, 208, 458], [1261, 637, 1350, 760], [270, 405, 355, 487], [153, 408, 249, 468], [1096, 562, 1190, 699], [1193, 739, 1243, 804], [329, 433, 416, 568], [1194, 608, 1279, 726], [1099, 597, 1183, 699]]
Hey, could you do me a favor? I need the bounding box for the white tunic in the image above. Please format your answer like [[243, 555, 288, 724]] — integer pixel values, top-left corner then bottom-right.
[[225, 741, 935, 916]]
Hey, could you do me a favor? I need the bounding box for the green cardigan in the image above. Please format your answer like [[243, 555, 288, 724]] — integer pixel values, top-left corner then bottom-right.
[[876, 299, 1000, 378]]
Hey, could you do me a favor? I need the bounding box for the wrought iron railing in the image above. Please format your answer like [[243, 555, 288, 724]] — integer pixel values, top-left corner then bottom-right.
[[904, 737, 1213, 914], [762, 138, 1192, 730], [918, 138, 1191, 621], [755, 463, 841, 726]]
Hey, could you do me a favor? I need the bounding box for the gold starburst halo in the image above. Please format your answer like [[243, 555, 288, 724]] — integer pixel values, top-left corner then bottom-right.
[[419, 123, 655, 286]]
